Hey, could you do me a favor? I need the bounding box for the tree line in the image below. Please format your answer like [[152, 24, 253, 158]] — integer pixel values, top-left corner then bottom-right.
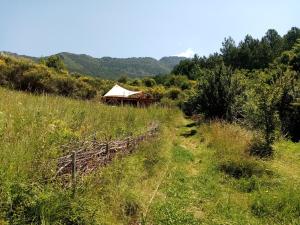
[[171, 27, 300, 156]]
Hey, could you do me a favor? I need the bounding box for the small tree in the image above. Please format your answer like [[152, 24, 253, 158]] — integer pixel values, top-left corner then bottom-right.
[[143, 77, 156, 87], [43, 55, 65, 71], [244, 72, 282, 157], [183, 64, 235, 119], [118, 75, 128, 84]]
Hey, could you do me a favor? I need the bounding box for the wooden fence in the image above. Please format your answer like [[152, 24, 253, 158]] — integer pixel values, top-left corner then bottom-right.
[[56, 123, 159, 177]]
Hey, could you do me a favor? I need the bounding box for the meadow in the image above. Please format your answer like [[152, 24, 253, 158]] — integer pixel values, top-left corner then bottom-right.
[[0, 87, 176, 224], [0, 87, 299, 225]]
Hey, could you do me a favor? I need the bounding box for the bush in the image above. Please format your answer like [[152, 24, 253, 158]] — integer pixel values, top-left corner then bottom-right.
[[249, 137, 274, 158], [0, 55, 97, 100], [42, 55, 65, 71], [20, 67, 55, 93], [143, 78, 156, 87], [183, 64, 237, 119], [148, 85, 166, 100], [159, 97, 177, 108], [219, 160, 265, 179], [118, 75, 128, 84], [130, 79, 141, 86], [166, 87, 181, 100]]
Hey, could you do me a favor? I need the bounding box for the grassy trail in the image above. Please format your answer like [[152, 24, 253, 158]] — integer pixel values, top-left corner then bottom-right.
[[144, 118, 300, 225], [145, 118, 207, 225]]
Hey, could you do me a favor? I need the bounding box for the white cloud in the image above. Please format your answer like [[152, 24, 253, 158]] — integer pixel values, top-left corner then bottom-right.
[[174, 48, 195, 58]]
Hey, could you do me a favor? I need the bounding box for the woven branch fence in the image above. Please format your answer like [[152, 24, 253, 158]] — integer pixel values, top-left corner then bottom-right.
[[57, 123, 159, 177]]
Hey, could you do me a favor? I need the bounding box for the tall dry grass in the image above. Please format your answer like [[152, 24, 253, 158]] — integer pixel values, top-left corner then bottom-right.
[[0, 87, 179, 224], [200, 121, 266, 178]]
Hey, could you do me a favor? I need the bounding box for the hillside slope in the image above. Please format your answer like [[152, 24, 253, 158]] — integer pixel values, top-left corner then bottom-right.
[[0, 51, 185, 79], [0, 87, 299, 225]]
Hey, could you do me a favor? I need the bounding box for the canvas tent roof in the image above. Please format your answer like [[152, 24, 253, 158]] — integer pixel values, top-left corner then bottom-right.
[[104, 84, 141, 98]]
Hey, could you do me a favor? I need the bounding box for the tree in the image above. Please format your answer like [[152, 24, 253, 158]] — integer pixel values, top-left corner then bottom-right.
[[143, 77, 156, 87], [243, 70, 284, 157], [183, 64, 235, 119], [283, 27, 300, 50], [172, 58, 198, 80], [42, 55, 65, 71], [221, 37, 238, 68], [289, 39, 300, 72], [261, 29, 283, 59], [117, 75, 128, 84]]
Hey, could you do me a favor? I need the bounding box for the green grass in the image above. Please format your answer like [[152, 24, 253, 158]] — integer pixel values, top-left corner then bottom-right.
[[0, 87, 179, 224], [144, 120, 299, 225], [0, 87, 299, 225]]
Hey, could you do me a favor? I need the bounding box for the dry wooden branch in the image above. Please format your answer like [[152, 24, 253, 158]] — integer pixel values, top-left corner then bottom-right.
[[56, 123, 159, 177]]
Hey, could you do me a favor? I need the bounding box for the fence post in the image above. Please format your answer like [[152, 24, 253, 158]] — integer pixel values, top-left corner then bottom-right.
[[105, 142, 109, 154], [72, 151, 77, 197], [126, 137, 130, 149]]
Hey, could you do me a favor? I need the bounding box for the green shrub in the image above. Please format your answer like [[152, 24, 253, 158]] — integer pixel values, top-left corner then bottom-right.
[[166, 87, 181, 100], [249, 137, 274, 158], [182, 64, 236, 119], [148, 85, 166, 100], [219, 160, 265, 179], [118, 75, 128, 84], [143, 78, 156, 87], [0, 55, 97, 100]]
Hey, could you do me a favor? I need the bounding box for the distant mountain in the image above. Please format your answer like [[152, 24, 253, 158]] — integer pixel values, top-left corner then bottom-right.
[[159, 56, 186, 69], [0, 51, 39, 62], [1, 51, 185, 79]]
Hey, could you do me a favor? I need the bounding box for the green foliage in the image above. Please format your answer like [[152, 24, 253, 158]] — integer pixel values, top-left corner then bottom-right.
[[181, 31, 299, 145], [148, 85, 166, 100], [220, 28, 299, 70], [166, 87, 181, 100], [117, 75, 128, 84], [142, 77, 156, 87], [42, 55, 66, 71], [201, 121, 269, 178], [130, 79, 142, 86], [243, 72, 281, 150], [283, 27, 300, 50], [172, 59, 198, 80], [183, 64, 236, 119], [0, 55, 98, 99], [163, 75, 192, 90], [3, 52, 186, 79]]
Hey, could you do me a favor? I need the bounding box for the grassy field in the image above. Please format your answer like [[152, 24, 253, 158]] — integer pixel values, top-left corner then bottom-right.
[[0, 87, 299, 225]]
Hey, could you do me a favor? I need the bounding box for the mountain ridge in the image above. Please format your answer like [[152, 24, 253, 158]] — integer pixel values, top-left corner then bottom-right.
[[0, 51, 186, 79]]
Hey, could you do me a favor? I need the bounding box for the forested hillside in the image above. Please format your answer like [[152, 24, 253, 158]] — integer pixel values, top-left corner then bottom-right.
[[0, 51, 185, 79]]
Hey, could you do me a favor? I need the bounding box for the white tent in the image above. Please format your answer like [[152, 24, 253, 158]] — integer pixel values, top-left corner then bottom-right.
[[104, 84, 141, 98]]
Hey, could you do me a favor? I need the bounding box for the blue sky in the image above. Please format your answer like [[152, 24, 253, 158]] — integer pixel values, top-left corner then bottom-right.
[[0, 0, 299, 59]]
